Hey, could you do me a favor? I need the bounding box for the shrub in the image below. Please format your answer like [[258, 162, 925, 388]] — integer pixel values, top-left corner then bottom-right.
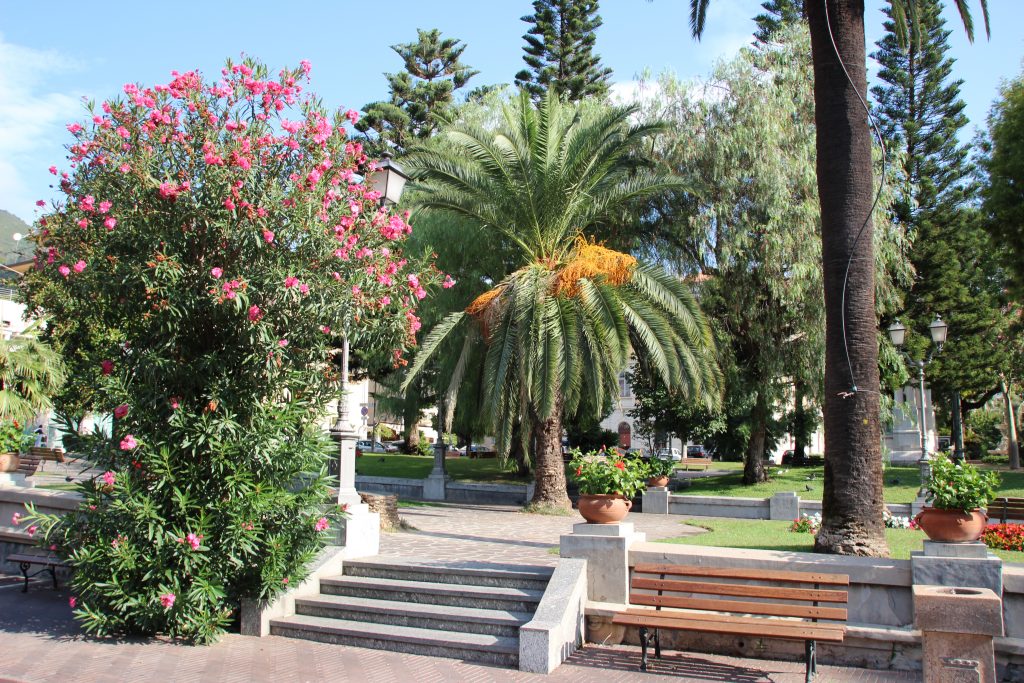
[[645, 454, 676, 479], [0, 420, 32, 454], [925, 453, 1000, 513], [789, 513, 821, 534], [568, 447, 647, 499], [982, 523, 1024, 552], [20, 57, 442, 643]]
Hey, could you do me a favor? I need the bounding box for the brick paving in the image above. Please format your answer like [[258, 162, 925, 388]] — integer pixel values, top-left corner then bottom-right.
[[0, 503, 921, 682]]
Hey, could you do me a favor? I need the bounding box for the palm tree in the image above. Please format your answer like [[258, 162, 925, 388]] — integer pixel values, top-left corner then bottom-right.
[[402, 92, 721, 509], [687, 0, 989, 555], [0, 323, 66, 424]]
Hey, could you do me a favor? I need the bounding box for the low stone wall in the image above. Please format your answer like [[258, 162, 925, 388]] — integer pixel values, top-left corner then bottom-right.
[[356, 475, 530, 506], [667, 494, 770, 519], [582, 542, 1024, 677], [654, 489, 914, 521]]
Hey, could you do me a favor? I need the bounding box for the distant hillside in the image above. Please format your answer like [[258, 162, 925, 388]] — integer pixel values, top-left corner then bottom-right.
[[0, 210, 32, 264]]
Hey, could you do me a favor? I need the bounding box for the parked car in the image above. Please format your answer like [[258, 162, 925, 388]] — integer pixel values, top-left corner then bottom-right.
[[655, 448, 682, 462], [686, 445, 707, 459], [356, 440, 394, 454]]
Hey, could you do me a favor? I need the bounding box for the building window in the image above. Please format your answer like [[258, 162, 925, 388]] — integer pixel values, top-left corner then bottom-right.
[[618, 372, 632, 398]]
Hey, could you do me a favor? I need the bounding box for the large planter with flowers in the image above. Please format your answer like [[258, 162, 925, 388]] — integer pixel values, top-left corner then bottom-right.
[[916, 454, 999, 543], [0, 421, 28, 472], [644, 454, 675, 489], [569, 448, 647, 524]]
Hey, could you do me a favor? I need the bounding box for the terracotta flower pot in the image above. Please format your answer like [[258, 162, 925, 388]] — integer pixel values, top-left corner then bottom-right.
[[916, 507, 988, 542], [646, 476, 670, 488], [0, 452, 19, 473], [578, 494, 632, 524]]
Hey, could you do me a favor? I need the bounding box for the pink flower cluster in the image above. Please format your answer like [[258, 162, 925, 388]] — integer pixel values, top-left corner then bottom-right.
[[159, 592, 176, 609]]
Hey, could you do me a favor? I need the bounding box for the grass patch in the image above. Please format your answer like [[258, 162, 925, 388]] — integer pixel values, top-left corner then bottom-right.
[[355, 454, 531, 484], [396, 499, 447, 508], [661, 518, 1024, 563], [676, 465, 1024, 504], [36, 482, 79, 491], [523, 501, 574, 516]]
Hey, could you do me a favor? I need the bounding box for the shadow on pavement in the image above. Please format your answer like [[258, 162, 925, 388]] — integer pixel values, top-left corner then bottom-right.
[[567, 645, 771, 682]]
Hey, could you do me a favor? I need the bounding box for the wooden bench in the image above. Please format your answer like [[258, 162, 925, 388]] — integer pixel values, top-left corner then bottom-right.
[[16, 454, 40, 477], [6, 551, 69, 593], [613, 563, 849, 682], [991, 497, 1024, 524], [678, 457, 711, 471], [30, 447, 65, 470]]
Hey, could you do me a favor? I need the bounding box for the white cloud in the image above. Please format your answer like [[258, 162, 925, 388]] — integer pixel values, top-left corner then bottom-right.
[[0, 34, 83, 222]]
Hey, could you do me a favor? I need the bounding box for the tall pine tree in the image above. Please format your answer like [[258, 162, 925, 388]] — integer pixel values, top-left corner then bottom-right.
[[872, 0, 1004, 435], [357, 29, 478, 155], [753, 0, 804, 43], [514, 0, 612, 101]]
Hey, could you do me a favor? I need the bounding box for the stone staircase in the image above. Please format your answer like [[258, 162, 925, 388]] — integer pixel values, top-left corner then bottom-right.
[[269, 559, 554, 667]]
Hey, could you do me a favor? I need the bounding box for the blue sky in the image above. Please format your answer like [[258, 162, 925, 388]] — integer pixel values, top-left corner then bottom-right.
[[1, 0, 1021, 223]]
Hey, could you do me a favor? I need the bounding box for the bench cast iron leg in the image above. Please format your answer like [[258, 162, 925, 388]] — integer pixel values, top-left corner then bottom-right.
[[654, 628, 661, 659], [639, 626, 649, 671], [805, 640, 817, 682], [48, 566, 58, 590], [18, 562, 30, 593]]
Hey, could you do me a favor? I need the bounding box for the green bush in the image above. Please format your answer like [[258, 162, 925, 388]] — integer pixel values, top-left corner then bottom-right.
[[569, 448, 647, 499], [965, 409, 1003, 457], [925, 453, 1000, 513], [20, 58, 441, 643]]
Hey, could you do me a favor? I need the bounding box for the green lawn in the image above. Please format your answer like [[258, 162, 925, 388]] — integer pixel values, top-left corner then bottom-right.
[[36, 482, 79, 491], [356, 454, 531, 484], [677, 465, 1024, 504], [662, 518, 1024, 563]]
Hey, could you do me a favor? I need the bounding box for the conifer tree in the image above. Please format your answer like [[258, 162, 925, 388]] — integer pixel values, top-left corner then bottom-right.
[[357, 29, 478, 155], [872, 0, 1004, 427], [514, 0, 613, 101], [753, 0, 804, 43]]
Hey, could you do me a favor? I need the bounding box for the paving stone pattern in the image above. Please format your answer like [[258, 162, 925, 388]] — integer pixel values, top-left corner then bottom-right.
[[378, 504, 702, 565], [0, 504, 921, 682]]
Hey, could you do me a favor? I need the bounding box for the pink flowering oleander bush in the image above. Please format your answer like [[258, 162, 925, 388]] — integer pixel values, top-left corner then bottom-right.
[[18, 57, 444, 643]]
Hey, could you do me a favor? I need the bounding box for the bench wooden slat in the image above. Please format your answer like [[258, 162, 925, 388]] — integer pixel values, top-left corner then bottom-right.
[[29, 447, 65, 463], [612, 612, 846, 642], [634, 563, 850, 586], [618, 607, 846, 633], [631, 576, 849, 604], [628, 593, 848, 621]]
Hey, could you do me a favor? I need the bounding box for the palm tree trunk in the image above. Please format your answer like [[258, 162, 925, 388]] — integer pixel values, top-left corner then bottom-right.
[[744, 390, 769, 484], [808, 0, 888, 556], [529, 398, 572, 510]]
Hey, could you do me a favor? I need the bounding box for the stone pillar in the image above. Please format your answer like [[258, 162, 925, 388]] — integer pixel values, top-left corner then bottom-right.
[[0, 473, 31, 488], [642, 487, 669, 515], [330, 337, 379, 559], [423, 439, 448, 501], [769, 491, 799, 520], [914, 585, 1003, 683], [911, 541, 1003, 595], [560, 522, 646, 604]]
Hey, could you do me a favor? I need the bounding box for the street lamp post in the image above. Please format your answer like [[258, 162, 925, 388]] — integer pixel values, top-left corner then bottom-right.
[[888, 316, 948, 496], [331, 155, 410, 542]]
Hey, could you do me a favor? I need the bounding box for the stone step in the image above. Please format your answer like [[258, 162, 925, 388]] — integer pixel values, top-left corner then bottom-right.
[[320, 574, 543, 612], [269, 614, 519, 667], [342, 558, 553, 591], [294, 594, 531, 638]]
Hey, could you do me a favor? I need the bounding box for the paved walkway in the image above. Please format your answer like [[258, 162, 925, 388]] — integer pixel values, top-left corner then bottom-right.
[[378, 503, 702, 565], [0, 504, 921, 683]]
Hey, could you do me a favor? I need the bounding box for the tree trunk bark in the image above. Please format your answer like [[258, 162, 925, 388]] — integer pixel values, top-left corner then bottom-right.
[[744, 390, 769, 484], [794, 380, 807, 462], [511, 421, 531, 476], [529, 398, 572, 510], [808, 0, 888, 556], [1001, 376, 1020, 470]]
